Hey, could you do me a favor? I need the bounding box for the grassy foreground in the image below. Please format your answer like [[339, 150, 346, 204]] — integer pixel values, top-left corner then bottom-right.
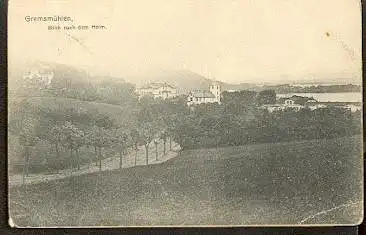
[[9, 136, 363, 226]]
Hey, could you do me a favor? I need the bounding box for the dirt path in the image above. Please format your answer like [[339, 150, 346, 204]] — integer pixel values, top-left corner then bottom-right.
[[8, 141, 181, 188]]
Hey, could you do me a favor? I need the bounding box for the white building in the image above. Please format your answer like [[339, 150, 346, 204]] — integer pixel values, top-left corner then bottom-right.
[[339, 104, 362, 112], [261, 95, 321, 112], [307, 104, 327, 111], [136, 82, 178, 99], [22, 66, 54, 87], [187, 82, 221, 106]]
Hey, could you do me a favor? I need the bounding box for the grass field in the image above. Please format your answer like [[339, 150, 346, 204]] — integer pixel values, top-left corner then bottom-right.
[[9, 136, 363, 226], [9, 96, 138, 125]]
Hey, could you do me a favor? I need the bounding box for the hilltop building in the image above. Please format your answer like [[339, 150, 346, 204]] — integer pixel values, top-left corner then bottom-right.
[[22, 65, 54, 88], [187, 82, 221, 106], [136, 82, 178, 99]]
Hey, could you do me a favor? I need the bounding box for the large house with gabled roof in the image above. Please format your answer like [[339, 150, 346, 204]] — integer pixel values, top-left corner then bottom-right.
[[22, 64, 54, 88], [136, 82, 178, 100], [187, 82, 221, 106]]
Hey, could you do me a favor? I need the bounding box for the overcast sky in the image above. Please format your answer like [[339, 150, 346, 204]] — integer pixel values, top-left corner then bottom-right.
[[9, 0, 362, 84]]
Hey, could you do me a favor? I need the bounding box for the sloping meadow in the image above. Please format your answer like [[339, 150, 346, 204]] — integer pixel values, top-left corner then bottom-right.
[[9, 135, 363, 226]]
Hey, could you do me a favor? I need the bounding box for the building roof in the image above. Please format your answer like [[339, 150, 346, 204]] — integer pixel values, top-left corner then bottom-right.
[[139, 82, 176, 90], [278, 95, 318, 105], [190, 90, 215, 98]]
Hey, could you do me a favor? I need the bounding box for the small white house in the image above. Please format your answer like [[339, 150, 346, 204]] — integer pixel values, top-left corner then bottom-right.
[[343, 104, 362, 112], [284, 99, 294, 105], [260, 105, 287, 113], [279, 95, 318, 106], [307, 104, 327, 111]]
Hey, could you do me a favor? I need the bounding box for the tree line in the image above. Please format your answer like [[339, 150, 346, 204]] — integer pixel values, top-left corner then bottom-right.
[[167, 90, 361, 149], [171, 105, 361, 149], [261, 84, 361, 94], [12, 94, 187, 184]]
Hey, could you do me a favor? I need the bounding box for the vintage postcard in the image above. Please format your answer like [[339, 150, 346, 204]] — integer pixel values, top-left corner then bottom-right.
[[8, 0, 363, 227]]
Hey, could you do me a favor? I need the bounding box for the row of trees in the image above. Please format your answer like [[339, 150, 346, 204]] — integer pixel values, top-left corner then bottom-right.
[[18, 119, 174, 184], [263, 84, 361, 94], [14, 95, 188, 183], [221, 90, 277, 107], [169, 103, 361, 149]]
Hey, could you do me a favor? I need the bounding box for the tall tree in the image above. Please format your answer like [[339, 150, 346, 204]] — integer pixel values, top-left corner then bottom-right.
[[130, 128, 140, 166], [154, 138, 159, 161], [112, 129, 130, 169], [160, 130, 168, 155], [139, 123, 154, 165], [60, 121, 85, 171], [256, 90, 276, 105], [47, 125, 62, 160], [19, 118, 40, 185], [87, 126, 111, 171]]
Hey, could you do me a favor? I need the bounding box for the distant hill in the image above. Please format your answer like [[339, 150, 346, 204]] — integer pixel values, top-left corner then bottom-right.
[[288, 77, 362, 86], [88, 75, 125, 84], [9, 60, 88, 79], [9, 61, 360, 95], [9, 60, 88, 92], [124, 69, 240, 94], [124, 69, 362, 94]]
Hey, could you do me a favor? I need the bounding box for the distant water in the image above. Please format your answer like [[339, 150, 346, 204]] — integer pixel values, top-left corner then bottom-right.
[[277, 92, 362, 103]]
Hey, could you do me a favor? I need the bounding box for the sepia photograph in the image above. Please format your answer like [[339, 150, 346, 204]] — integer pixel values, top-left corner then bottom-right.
[[8, 0, 363, 227]]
